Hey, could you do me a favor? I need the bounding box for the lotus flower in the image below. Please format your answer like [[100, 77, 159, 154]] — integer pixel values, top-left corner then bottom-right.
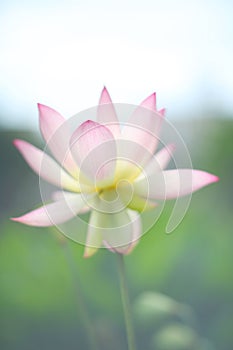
[[12, 88, 219, 257]]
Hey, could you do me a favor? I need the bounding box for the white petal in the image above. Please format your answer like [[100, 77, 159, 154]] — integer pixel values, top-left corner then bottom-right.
[[112, 209, 142, 255], [134, 169, 219, 200], [12, 194, 87, 227], [13, 139, 81, 192], [85, 209, 142, 256], [52, 191, 91, 213], [84, 210, 104, 258]]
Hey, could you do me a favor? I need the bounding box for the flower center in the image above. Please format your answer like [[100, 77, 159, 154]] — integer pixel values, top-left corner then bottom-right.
[[97, 179, 134, 212]]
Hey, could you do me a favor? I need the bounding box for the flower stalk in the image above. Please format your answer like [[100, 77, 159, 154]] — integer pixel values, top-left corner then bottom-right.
[[117, 253, 137, 350]]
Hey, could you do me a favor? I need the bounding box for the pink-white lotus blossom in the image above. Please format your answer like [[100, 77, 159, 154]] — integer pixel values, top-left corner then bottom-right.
[[12, 88, 219, 257]]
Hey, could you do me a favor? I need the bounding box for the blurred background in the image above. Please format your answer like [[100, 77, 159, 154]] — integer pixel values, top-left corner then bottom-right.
[[0, 0, 233, 349]]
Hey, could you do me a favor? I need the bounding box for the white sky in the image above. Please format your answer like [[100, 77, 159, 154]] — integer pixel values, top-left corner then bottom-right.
[[0, 0, 233, 129]]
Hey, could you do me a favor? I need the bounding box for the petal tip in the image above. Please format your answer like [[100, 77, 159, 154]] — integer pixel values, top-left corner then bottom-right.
[[148, 92, 156, 99], [158, 108, 166, 116], [83, 248, 97, 259], [151, 92, 156, 98], [196, 171, 219, 185], [38, 103, 49, 121], [37, 103, 47, 112], [38, 103, 52, 118], [141, 92, 157, 111], [10, 216, 25, 224], [13, 138, 25, 150], [210, 174, 219, 183], [99, 86, 112, 105], [38, 103, 64, 122], [10, 217, 18, 222], [11, 215, 37, 227], [13, 139, 20, 147]]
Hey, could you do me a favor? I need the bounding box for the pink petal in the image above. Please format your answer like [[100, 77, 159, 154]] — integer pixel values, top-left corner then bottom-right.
[[97, 87, 121, 137], [99, 86, 113, 104], [38, 104, 78, 176], [140, 92, 156, 111], [13, 139, 80, 192], [70, 120, 117, 187], [137, 143, 175, 180], [158, 108, 166, 116], [119, 94, 164, 172], [134, 169, 219, 200], [154, 144, 175, 170], [11, 194, 87, 227]]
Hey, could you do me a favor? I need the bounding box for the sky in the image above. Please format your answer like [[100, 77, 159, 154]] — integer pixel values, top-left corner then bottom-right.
[[0, 0, 233, 129]]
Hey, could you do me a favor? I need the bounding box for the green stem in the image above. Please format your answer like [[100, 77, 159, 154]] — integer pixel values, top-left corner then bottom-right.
[[117, 253, 137, 350], [62, 240, 99, 350]]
